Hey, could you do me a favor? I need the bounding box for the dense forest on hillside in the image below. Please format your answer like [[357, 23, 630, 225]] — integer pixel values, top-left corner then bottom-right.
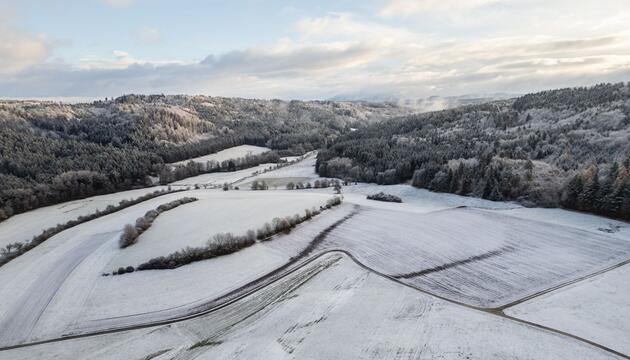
[[0, 96, 406, 219], [317, 83, 630, 220]]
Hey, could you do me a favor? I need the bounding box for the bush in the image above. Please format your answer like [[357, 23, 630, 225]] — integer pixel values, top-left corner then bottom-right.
[[135, 217, 152, 231], [119, 224, 139, 248], [366, 192, 402, 203], [326, 196, 343, 208]]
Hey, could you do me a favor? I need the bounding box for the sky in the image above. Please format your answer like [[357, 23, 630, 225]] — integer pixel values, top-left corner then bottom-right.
[[1, 0, 629, 100]]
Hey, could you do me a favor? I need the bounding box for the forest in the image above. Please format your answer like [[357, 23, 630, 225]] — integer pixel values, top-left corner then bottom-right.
[[317, 83, 630, 220], [0, 96, 405, 219]]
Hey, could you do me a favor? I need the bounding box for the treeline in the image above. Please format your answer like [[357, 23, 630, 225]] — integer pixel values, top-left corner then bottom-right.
[[317, 82, 630, 220], [0, 188, 182, 267], [286, 179, 342, 190], [119, 197, 198, 248], [1, 96, 403, 220], [112, 196, 343, 274], [561, 162, 630, 220]]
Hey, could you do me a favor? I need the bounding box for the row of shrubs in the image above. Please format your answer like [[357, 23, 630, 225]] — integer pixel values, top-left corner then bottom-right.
[[119, 197, 198, 248], [286, 179, 342, 190], [366, 192, 403, 203], [112, 196, 343, 274], [250, 180, 270, 190], [0, 188, 184, 267]]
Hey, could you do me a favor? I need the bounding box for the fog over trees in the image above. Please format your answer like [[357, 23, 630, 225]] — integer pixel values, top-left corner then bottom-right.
[[317, 83, 630, 220]]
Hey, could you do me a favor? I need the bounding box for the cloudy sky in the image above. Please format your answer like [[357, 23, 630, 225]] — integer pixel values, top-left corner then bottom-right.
[[1, 0, 629, 100]]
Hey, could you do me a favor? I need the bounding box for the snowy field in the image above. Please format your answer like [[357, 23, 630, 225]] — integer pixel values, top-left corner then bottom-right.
[[170, 163, 277, 187], [297, 206, 630, 308], [168, 145, 270, 166], [494, 207, 630, 241], [505, 263, 630, 355], [235, 151, 333, 189], [2, 253, 621, 360], [0, 188, 351, 346], [110, 191, 329, 268], [335, 183, 520, 213], [0, 186, 166, 248]]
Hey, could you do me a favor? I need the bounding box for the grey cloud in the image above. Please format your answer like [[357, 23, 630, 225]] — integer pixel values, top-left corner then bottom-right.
[[527, 36, 621, 53], [0, 43, 375, 97]]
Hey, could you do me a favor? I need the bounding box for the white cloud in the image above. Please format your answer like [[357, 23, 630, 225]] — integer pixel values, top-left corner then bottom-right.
[[0, 23, 52, 73], [101, 0, 135, 8], [135, 26, 161, 45], [112, 50, 129, 58], [379, 0, 506, 17]]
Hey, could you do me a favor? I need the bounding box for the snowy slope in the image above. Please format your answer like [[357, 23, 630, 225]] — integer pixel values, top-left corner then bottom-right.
[[338, 183, 519, 213], [494, 207, 630, 241], [2, 253, 621, 360], [110, 191, 329, 268], [0, 189, 353, 346], [506, 263, 630, 355], [169, 145, 270, 166], [170, 163, 277, 186], [0, 187, 166, 248], [262, 205, 630, 308]]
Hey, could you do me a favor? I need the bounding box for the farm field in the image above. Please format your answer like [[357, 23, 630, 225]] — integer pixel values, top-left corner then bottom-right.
[[494, 207, 630, 241], [0, 186, 167, 248], [170, 163, 277, 187], [505, 263, 630, 355], [168, 145, 271, 167], [0, 187, 352, 346], [262, 204, 630, 308], [1, 253, 622, 360]]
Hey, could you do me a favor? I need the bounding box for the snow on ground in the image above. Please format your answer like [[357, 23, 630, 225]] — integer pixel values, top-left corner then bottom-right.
[[170, 163, 277, 187], [0, 188, 352, 346], [2, 153, 630, 355], [110, 191, 330, 268], [505, 263, 630, 355], [0, 186, 166, 248], [169, 145, 270, 166], [262, 205, 630, 308], [234, 151, 331, 189], [337, 183, 520, 213], [494, 207, 630, 241], [254, 151, 318, 179], [3, 253, 621, 360]]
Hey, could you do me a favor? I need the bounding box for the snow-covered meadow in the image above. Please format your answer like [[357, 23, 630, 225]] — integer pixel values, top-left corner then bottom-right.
[[259, 203, 630, 308], [110, 191, 330, 268], [170, 163, 277, 187], [0, 187, 166, 248], [506, 263, 630, 355], [168, 145, 270, 167], [2, 254, 622, 360]]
